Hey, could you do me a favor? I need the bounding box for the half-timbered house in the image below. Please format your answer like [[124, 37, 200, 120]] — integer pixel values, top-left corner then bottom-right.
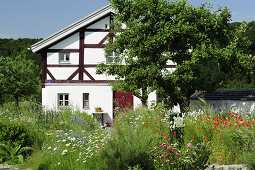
[[31, 4, 176, 122]]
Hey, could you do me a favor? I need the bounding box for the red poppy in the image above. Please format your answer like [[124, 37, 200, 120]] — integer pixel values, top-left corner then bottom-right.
[[166, 136, 169, 140], [138, 139, 139, 141], [192, 136, 195, 139], [163, 133, 167, 136], [163, 113, 165, 116], [156, 129, 159, 131]]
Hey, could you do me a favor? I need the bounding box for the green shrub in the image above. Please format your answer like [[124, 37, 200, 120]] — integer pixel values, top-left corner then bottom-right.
[[0, 119, 43, 148], [88, 106, 171, 170], [0, 143, 33, 164]]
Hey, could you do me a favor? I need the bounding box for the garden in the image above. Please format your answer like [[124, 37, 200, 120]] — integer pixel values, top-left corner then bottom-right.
[[0, 101, 254, 169]]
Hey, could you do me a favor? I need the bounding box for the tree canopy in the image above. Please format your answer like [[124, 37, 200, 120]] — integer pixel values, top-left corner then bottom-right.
[[0, 38, 42, 105], [97, 0, 249, 111], [0, 55, 40, 106]]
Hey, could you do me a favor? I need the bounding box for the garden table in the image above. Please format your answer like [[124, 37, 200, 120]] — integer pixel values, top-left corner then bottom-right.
[[92, 112, 108, 126]]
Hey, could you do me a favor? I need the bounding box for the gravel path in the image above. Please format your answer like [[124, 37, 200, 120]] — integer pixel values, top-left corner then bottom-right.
[[206, 164, 247, 170], [0, 164, 28, 170]]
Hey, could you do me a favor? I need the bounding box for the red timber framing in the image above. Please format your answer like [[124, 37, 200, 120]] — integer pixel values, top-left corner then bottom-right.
[[39, 12, 177, 88], [79, 29, 85, 80], [41, 50, 47, 88]]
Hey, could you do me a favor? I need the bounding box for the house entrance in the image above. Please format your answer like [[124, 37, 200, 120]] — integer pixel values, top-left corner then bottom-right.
[[113, 91, 133, 111]]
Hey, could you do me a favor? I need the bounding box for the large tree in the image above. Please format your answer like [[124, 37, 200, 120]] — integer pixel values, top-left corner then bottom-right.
[[0, 55, 40, 107], [97, 0, 248, 111]]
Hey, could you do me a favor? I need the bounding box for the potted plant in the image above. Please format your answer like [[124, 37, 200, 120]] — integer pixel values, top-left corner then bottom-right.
[[105, 120, 112, 127], [95, 107, 102, 112]]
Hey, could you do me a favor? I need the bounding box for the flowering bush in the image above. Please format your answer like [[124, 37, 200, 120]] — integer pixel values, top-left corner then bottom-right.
[[183, 111, 255, 164], [105, 120, 112, 126], [151, 142, 211, 169]]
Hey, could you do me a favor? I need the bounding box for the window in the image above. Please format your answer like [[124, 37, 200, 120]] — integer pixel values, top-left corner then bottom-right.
[[105, 24, 108, 30], [59, 53, 70, 63], [83, 93, 89, 109], [106, 51, 120, 64], [58, 93, 69, 107]]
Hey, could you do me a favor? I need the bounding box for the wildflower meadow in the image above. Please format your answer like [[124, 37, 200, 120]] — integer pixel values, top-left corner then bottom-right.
[[0, 101, 254, 169]]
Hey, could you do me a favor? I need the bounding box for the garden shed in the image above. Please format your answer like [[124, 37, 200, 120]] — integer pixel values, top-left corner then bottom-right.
[[190, 90, 255, 114]]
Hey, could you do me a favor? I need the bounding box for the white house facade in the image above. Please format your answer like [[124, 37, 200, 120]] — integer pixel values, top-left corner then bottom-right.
[[31, 4, 176, 121]]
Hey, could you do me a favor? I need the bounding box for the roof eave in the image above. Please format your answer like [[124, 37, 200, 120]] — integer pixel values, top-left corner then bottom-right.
[[31, 4, 112, 53]]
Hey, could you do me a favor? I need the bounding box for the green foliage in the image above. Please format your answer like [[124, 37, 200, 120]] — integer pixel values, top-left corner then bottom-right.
[[183, 111, 255, 165], [0, 119, 42, 148], [0, 143, 32, 164], [128, 164, 143, 170], [97, 0, 249, 111], [0, 38, 42, 104], [0, 38, 42, 65], [151, 142, 211, 169], [89, 107, 170, 169], [0, 55, 40, 106], [183, 143, 211, 169]]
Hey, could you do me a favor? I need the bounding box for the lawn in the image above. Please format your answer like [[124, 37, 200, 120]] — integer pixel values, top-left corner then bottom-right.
[[0, 101, 254, 169]]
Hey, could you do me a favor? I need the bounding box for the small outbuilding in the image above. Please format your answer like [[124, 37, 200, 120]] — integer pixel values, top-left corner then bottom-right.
[[190, 90, 255, 114]]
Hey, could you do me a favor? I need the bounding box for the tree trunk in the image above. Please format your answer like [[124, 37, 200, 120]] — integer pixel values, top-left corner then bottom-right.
[[179, 98, 190, 113], [141, 87, 148, 107], [14, 95, 19, 108]]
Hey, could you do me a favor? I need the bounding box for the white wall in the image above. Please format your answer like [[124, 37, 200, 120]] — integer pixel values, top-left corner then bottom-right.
[[190, 100, 255, 114], [47, 53, 79, 65], [49, 33, 79, 49], [42, 84, 158, 121], [87, 16, 110, 29], [48, 68, 77, 80], [84, 48, 105, 64], [133, 91, 157, 109], [42, 84, 114, 121], [85, 32, 109, 44]]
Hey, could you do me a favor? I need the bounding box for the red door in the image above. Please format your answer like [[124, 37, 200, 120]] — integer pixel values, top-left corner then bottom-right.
[[114, 91, 133, 111]]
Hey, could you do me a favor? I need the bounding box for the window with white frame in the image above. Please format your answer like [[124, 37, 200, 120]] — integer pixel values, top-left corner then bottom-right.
[[106, 51, 120, 64], [58, 93, 69, 107], [59, 53, 70, 63], [83, 93, 89, 109]]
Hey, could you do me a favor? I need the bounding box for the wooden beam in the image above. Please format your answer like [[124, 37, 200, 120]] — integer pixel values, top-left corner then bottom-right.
[[79, 29, 85, 80], [47, 49, 79, 53]]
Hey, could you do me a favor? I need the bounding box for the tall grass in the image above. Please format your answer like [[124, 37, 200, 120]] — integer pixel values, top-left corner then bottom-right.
[[1, 101, 255, 169]]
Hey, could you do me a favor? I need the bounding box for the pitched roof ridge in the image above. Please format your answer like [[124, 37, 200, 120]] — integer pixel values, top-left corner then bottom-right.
[[31, 4, 111, 52]]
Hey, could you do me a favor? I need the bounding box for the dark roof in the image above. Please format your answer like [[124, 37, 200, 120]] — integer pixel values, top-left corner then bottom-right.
[[190, 90, 255, 101]]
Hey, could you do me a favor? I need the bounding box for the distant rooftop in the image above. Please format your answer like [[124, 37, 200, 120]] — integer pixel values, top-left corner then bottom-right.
[[190, 90, 255, 101]]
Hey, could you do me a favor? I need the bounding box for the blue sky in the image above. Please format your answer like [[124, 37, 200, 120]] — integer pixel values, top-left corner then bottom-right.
[[0, 0, 254, 39]]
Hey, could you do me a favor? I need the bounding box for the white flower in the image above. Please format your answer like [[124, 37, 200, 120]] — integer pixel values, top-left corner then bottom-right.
[[53, 148, 57, 151], [62, 150, 68, 155], [62, 139, 66, 142], [66, 143, 71, 147], [47, 147, 51, 150]]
